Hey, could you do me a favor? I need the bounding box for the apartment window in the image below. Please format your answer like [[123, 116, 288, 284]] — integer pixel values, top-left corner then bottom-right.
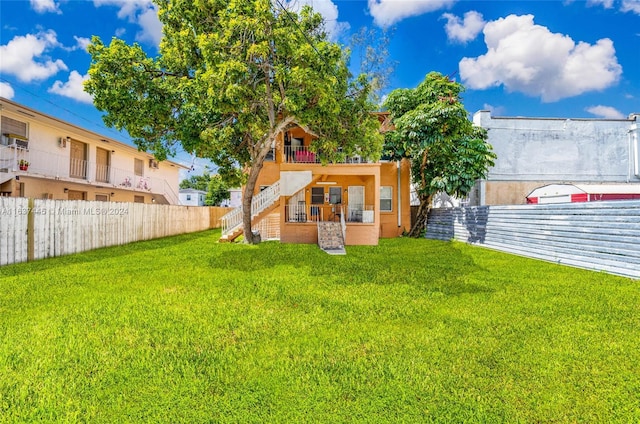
[[1, 116, 28, 139], [186, 195, 192, 201], [311, 187, 324, 204], [134, 158, 144, 176], [380, 186, 393, 212]]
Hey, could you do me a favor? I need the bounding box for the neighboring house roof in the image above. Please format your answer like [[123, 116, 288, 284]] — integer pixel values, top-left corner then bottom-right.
[[527, 183, 640, 198], [0, 97, 189, 170], [179, 189, 207, 195]]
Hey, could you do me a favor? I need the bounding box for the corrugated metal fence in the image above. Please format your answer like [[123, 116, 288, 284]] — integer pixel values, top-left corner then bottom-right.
[[0, 198, 227, 266], [425, 200, 640, 279]]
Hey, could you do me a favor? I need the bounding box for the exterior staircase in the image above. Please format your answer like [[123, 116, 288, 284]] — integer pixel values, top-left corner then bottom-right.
[[317, 214, 346, 255], [219, 181, 281, 242]]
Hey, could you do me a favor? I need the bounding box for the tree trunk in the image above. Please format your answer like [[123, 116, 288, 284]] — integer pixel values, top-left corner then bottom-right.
[[408, 194, 432, 238], [241, 160, 264, 244]]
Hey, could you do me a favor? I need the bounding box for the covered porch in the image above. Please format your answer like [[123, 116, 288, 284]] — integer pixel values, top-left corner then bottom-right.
[[278, 165, 381, 245]]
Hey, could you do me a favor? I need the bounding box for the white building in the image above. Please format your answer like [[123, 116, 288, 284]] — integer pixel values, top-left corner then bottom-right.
[[179, 189, 207, 206], [221, 187, 242, 208], [472, 111, 640, 205], [0, 97, 187, 203]]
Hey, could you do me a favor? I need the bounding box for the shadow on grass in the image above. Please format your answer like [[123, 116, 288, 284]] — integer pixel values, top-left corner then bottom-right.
[[210, 238, 494, 296], [0, 230, 218, 277]]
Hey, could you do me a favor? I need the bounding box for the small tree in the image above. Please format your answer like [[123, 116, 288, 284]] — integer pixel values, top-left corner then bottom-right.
[[205, 174, 231, 206], [86, 0, 382, 243], [180, 172, 231, 206], [179, 173, 211, 192], [383, 72, 496, 237]]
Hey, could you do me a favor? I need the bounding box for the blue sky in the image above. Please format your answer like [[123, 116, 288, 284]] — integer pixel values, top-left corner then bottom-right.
[[1, 0, 639, 174]]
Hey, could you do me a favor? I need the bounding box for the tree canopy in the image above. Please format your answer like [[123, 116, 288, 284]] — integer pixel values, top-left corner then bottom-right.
[[383, 72, 496, 237], [86, 0, 383, 243]]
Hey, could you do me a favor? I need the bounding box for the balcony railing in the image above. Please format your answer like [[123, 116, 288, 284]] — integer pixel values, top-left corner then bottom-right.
[[283, 146, 371, 164], [285, 203, 375, 223], [0, 145, 179, 203]]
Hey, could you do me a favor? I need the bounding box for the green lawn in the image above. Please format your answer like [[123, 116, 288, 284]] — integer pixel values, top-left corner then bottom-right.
[[0, 230, 638, 423]]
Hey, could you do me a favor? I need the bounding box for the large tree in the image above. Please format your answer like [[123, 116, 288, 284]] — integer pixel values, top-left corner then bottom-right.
[[85, 0, 382, 243], [383, 72, 496, 237]]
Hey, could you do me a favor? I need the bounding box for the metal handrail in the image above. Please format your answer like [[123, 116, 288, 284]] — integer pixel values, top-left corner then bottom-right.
[[221, 180, 281, 237]]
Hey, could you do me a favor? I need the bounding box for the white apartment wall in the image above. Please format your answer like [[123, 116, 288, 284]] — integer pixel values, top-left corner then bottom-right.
[[0, 98, 184, 203]]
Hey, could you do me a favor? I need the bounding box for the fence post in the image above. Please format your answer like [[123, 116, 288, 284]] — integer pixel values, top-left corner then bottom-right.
[[27, 197, 35, 262]]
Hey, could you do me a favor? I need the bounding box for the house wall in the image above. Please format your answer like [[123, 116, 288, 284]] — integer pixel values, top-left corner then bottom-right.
[[473, 111, 640, 205], [0, 98, 184, 203], [379, 160, 412, 237], [13, 176, 155, 203], [179, 190, 206, 206], [247, 125, 412, 245]]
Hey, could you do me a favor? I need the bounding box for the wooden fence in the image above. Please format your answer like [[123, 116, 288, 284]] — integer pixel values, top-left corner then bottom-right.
[[425, 201, 640, 279], [0, 198, 229, 266]]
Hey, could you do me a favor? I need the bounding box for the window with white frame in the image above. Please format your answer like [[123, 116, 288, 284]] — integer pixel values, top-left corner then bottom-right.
[[380, 186, 393, 212]]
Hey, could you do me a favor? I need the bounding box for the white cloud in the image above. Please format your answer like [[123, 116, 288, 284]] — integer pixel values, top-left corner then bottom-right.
[[483, 103, 506, 116], [441, 11, 485, 44], [48, 71, 93, 104], [0, 82, 15, 99], [93, 0, 162, 46], [459, 15, 622, 102], [30, 0, 61, 14], [0, 31, 68, 83], [73, 36, 92, 52], [585, 105, 625, 119], [368, 0, 456, 27], [281, 0, 350, 41], [621, 0, 640, 14], [587, 0, 614, 8]]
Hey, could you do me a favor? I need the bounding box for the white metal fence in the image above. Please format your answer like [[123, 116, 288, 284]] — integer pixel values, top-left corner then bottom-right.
[[0, 197, 213, 266], [425, 201, 640, 279]]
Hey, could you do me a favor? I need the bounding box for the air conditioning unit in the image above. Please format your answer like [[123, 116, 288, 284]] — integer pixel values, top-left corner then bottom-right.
[[149, 159, 159, 169], [2, 134, 28, 149]]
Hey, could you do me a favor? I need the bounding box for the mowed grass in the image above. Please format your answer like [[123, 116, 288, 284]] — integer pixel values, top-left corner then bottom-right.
[[0, 230, 638, 423]]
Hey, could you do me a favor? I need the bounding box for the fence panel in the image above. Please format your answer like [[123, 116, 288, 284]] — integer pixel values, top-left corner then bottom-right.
[[0, 199, 215, 265], [426, 201, 640, 279], [0, 197, 28, 265]]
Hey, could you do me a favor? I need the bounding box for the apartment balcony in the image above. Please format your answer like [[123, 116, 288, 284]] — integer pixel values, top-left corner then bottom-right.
[[0, 145, 178, 204], [285, 203, 375, 223], [282, 146, 372, 164]]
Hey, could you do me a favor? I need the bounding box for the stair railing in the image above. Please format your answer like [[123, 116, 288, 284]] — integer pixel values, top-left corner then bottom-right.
[[221, 180, 280, 237]]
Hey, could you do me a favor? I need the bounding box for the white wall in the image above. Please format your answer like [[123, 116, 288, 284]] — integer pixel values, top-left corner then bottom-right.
[[474, 111, 640, 183]]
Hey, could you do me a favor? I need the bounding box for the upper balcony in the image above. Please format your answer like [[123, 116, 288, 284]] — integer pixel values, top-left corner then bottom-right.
[[0, 144, 178, 204], [270, 145, 374, 165]]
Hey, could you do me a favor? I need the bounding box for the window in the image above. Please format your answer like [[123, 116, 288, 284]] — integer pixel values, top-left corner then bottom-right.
[[329, 187, 342, 204], [186, 195, 192, 201], [1, 116, 28, 139], [134, 158, 144, 176], [311, 187, 324, 204], [380, 186, 393, 212], [95, 194, 109, 202], [134, 195, 145, 203]]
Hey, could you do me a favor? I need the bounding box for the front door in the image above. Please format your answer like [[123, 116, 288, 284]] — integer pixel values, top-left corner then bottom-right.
[[348, 186, 364, 221], [95, 147, 110, 183], [69, 140, 87, 179]]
